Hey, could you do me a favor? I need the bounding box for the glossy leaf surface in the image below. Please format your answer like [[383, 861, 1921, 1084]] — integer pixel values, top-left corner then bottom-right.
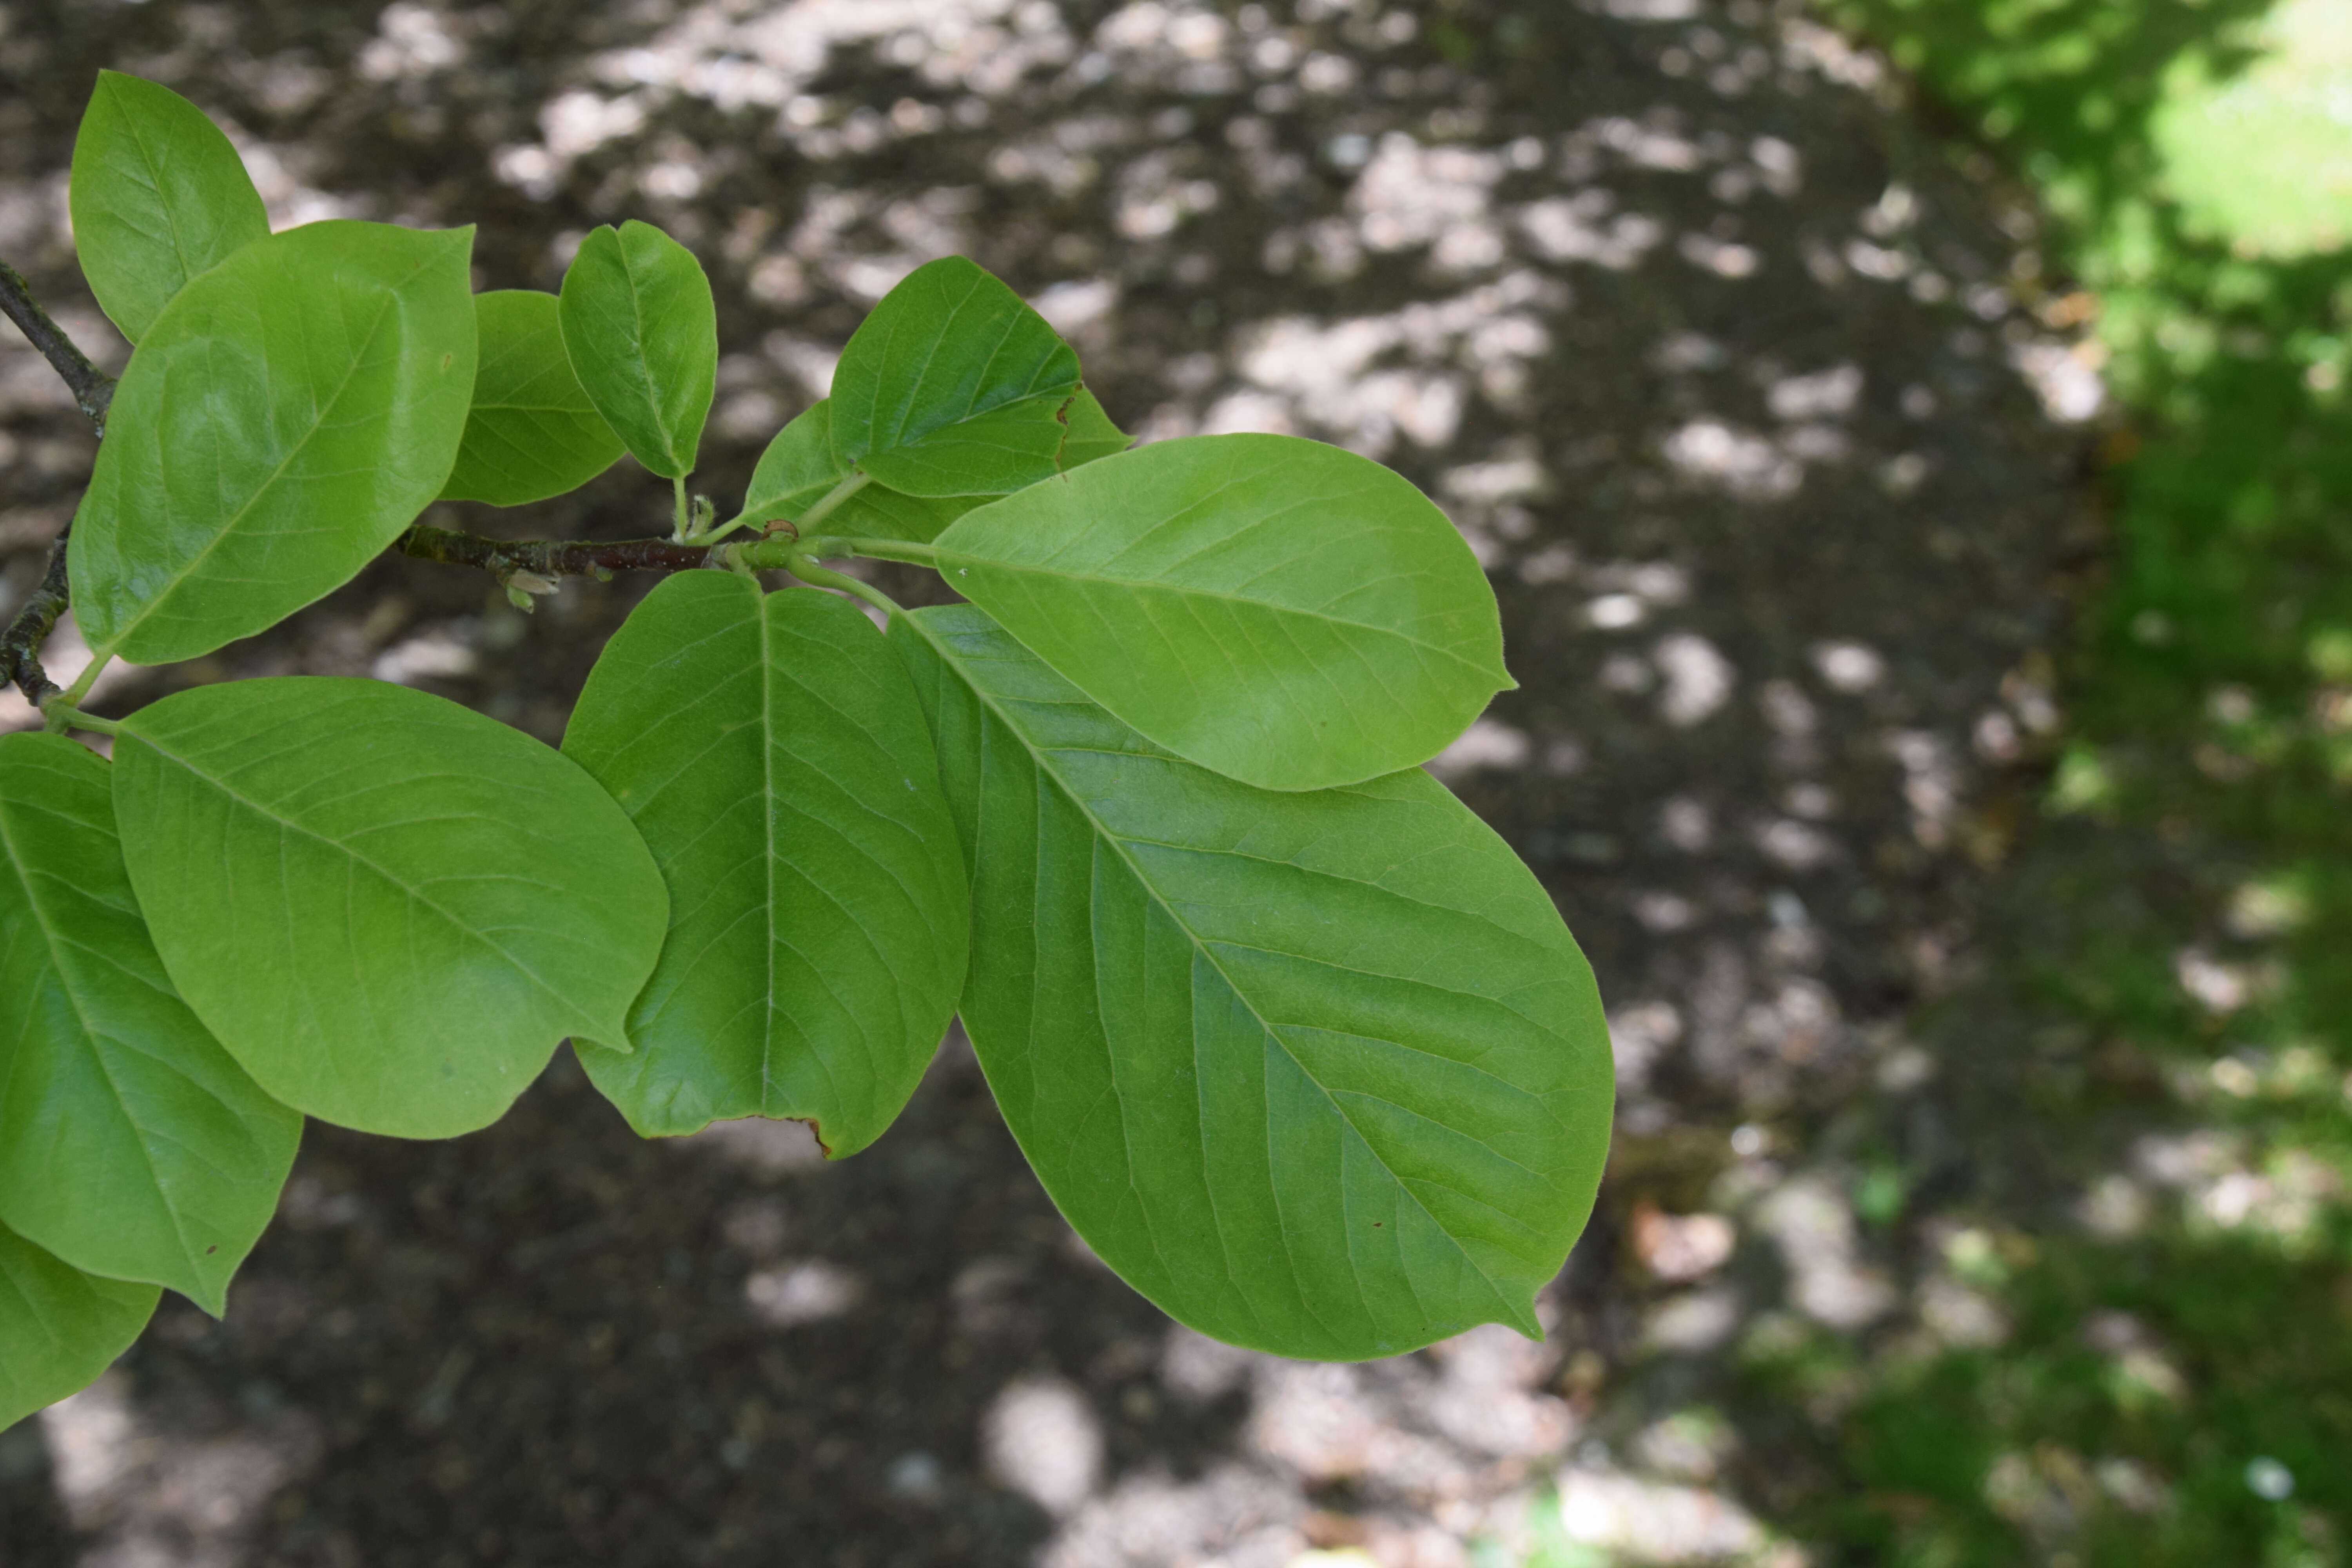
[[894, 605, 1612, 1361], [736, 399, 983, 543], [439, 290, 625, 506], [69, 220, 477, 666], [932, 433, 1514, 792], [828, 258, 1081, 497], [68, 71, 269, 344], [563, 576, 968, 1154], [0, 733, 298, 1314], [557, 221, 715, 480], [113, 679, 666, 1140], [0, 1222, 157, 1433]]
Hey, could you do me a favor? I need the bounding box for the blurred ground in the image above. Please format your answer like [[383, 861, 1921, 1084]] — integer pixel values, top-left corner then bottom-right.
[[5, 1, 2331, 1565]]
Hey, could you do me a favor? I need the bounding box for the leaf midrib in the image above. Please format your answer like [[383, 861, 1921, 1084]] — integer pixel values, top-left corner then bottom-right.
[[935, 551, 1509, 685], [910, 614, 1523, 1318]]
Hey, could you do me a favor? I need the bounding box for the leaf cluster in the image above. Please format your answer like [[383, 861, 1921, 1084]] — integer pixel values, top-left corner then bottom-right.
[[0, 74, 1613, 1428]]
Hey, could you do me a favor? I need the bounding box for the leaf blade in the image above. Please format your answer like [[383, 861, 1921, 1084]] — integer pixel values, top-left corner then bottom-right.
[[439, 290, 626, 506], [67, 219, 478, 666], [931, 432, 1514, 792], [0, 1221, 157, 1434], [113, 679, 668, 1139], [0, 733, 299, 1314], [893, 604, 1612, 1360], [828, 258, 1081, 497], [68, 71, 269, 344], [557, 221, 717, 479], [562, 575, 968, 1154]]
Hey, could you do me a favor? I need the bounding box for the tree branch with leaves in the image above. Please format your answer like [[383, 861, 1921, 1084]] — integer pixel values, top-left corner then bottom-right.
[[0, 71, 1613, 1431]]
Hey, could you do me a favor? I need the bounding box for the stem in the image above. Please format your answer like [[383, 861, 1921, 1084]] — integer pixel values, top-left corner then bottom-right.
[[40, 699, 117, 736], [0, 259, 115, 432], [783, 548, 905, 619], [59, 652, 111, 708], [795, 472, 872, 533], [800, 536, 940, 568]]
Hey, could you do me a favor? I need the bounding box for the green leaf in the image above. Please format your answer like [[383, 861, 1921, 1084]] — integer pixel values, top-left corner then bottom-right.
[[1058, 385, 1132, 468], [68, 70, 270, 345], [562, 575, 969, 1155], [736, 399, 988, 543], [828, 257, 1082, 497], [439, 290, 626, 506], [557, 221, 716, 480], [893, 604, 1612, 1361], [738, 388, 1128, 543], [112, 678, 668, 1140], [931, 432, 1514, 793], [0, 733, 299, 1316], [0, 1221, 157, 1434], [67, 220, 477, 667]]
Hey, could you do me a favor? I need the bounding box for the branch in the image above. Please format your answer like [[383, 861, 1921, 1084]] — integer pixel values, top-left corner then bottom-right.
[[0, 526, 70, 708], [0, 259, 114, 432], [392, 523, 798, 580], [0, 260, 113, 705]]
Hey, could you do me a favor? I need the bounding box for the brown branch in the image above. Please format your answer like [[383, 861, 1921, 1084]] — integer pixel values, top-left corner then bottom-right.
[[1, 526, 71, 708], [0, 260, 112, 708], [0, 259, 114, 432], [392, 524, 747, 579]]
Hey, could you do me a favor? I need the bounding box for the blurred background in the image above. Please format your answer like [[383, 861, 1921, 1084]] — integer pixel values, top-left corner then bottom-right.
[[1, 0, 2348, 1563]]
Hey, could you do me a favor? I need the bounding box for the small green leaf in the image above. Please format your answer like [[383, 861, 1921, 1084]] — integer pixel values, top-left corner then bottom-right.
[[829, 258, 1081, 497], [738, 388, 1127, 543], [557, 221, 716, 480], [563, 575, 969, 1154], [439, 290, 626, 506], [737, 399, 987, 543], [932, 432, 1514, 792], [68, 220, 477, 667], [0, 1221, 158, 1432], [0, 733, 299, 1315], [894, 605, 1612, 1361], [112, 679, 668, 1140], [68, 71, 270, 344]]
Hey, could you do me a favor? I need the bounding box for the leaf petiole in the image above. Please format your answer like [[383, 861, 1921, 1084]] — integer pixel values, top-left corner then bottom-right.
[[39, 698, 118, 736], [781, 548, 904, 620], [671, 475, 690, 543], [58, 653, 111, 709], [795, 471, 872, 532]]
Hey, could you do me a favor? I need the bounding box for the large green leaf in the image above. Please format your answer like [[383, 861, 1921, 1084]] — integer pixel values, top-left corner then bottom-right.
[[562, 575, 968, 1154], [736, 399, 984, 543], [930, 432, 1514, 793], [828, 257, 1082, 497], [0, 733, 299, 1315], [439, 290, 626, 506], [68, 70, 270, 345], [112, 679, 667, 1140], [893, 604, 1612, 1361], [557, 221, 716, 480], [0, 1221, 157, 1433], [68, 220, 477, 667]]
